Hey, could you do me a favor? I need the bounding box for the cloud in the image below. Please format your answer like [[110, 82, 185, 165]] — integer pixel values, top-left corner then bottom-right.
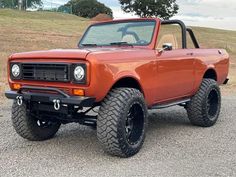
[[41, 0, 236, 30], [112, 7, 137, 19], [178, 0, 236, 17], [111, 0, 236, 30], [109, 0, 236, 30], [99, 0, 120, 6], [176, 0, 236, 30]]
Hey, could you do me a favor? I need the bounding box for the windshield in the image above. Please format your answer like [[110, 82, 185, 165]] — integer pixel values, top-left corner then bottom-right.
[[79, 20, 156, 47]]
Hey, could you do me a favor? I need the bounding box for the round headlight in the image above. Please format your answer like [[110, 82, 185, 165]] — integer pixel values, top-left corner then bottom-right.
[[74, 66, 85, 81], [11, 64, 20, 78]]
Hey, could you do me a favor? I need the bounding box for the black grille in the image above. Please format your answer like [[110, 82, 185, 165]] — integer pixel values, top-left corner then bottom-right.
[[22, 63, 69, 82]]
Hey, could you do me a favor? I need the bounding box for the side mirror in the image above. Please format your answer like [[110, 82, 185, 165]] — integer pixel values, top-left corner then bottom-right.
[[158, 43, 173, 53], [162, 43, 173, 51]]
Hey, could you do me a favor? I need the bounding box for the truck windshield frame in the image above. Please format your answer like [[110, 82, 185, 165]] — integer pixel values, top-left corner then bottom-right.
[[78, 19, 157, 48]]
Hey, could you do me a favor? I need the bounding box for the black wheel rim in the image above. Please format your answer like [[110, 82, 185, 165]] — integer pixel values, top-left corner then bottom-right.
[[207, 89, 219, 118], [125, 103, 144, 145]]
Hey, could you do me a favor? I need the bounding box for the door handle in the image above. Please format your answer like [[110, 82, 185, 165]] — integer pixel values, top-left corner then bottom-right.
[[187, 53, 194, 56]]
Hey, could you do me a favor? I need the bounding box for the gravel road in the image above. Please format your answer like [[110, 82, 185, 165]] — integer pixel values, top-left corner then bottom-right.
[[0, 96, 236, 177]]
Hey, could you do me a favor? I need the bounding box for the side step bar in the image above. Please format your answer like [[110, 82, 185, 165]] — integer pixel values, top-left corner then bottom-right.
[[150, 98, 190, 109]]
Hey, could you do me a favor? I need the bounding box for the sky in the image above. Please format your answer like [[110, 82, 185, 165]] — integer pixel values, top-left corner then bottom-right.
[[42, 0, 236, 30]]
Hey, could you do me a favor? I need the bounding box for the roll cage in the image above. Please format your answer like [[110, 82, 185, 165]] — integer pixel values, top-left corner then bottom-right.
[[161, 20, 200, 49], [78, 18, 200, 49]]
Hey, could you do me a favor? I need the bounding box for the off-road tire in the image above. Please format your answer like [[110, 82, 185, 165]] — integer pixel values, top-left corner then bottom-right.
[[186, 79, 221, 127], [12, 101, 61, 141], [97, 88, 148, 157]]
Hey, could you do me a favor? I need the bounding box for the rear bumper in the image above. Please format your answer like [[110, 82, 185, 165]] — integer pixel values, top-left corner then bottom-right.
[[5, 86, 95, 107]]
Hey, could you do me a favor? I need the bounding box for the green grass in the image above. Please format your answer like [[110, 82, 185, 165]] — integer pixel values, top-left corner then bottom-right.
[[0, 9, 235, 96]]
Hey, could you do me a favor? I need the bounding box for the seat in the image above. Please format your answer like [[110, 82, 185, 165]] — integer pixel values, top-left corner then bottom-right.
[[156, 34, 178, 50], [121, 34, 137, 44]]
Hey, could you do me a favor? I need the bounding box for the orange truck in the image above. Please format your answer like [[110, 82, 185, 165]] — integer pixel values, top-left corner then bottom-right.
[[5, 18, 229, 157]]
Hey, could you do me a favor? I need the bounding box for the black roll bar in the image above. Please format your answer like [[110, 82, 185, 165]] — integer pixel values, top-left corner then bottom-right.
[[161, 20, 200, 49], [187, 28, 200, 48]]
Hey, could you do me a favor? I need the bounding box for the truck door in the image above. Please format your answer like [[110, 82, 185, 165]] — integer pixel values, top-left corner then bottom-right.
[[155, 49, 195, 102], [154, 23, 195, 102]]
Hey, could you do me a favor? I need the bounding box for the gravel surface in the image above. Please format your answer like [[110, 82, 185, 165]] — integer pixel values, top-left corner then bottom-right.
[[0, 97, 236, 177]]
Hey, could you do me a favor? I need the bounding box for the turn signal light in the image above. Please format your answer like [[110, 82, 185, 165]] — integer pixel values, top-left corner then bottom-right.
[[13, 83, 21, 90], [73, 89, 85, 96]]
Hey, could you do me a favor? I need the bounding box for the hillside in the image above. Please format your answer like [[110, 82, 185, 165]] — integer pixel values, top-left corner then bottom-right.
[[0, 9, 235, 96]]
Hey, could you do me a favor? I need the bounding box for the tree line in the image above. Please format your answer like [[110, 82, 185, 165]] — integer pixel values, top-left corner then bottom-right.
[[0, 0, 42, 10], [0, 0, 179, 20]]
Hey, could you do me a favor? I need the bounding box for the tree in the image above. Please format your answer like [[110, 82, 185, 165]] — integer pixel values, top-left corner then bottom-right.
[[21, 0, 42, 10], [65, 0, 113, 18], [0, 0, 18, 8], [0, 0, 42, 10], [119, 0, 179, 20], [58, 5, 72, 14]]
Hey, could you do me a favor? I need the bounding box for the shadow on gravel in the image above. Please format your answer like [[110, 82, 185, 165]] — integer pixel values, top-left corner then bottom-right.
[[2, 105, 193, 159], [148, 107, 190, 128], [42, 106, 192, 156]]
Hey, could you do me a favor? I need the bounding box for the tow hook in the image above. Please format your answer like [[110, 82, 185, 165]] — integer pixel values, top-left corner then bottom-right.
[[53, 99, 61, 111], [16, 96, 23, 106]]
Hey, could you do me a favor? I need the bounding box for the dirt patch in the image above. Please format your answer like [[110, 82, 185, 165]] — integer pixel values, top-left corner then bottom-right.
[[91, 13, 113, 21]]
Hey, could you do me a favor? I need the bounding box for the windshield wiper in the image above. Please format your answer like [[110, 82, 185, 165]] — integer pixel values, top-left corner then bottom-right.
[[110, 42, 133, 46], [81, 44, 97, 47]]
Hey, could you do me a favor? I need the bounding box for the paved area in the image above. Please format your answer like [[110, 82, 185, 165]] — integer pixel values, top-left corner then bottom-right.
[[0, 97, 236, 177]]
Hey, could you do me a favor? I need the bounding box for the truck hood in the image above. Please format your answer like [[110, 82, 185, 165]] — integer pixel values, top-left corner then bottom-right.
[[10, 49, 91, 60], [10, 47, 144, 60]]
